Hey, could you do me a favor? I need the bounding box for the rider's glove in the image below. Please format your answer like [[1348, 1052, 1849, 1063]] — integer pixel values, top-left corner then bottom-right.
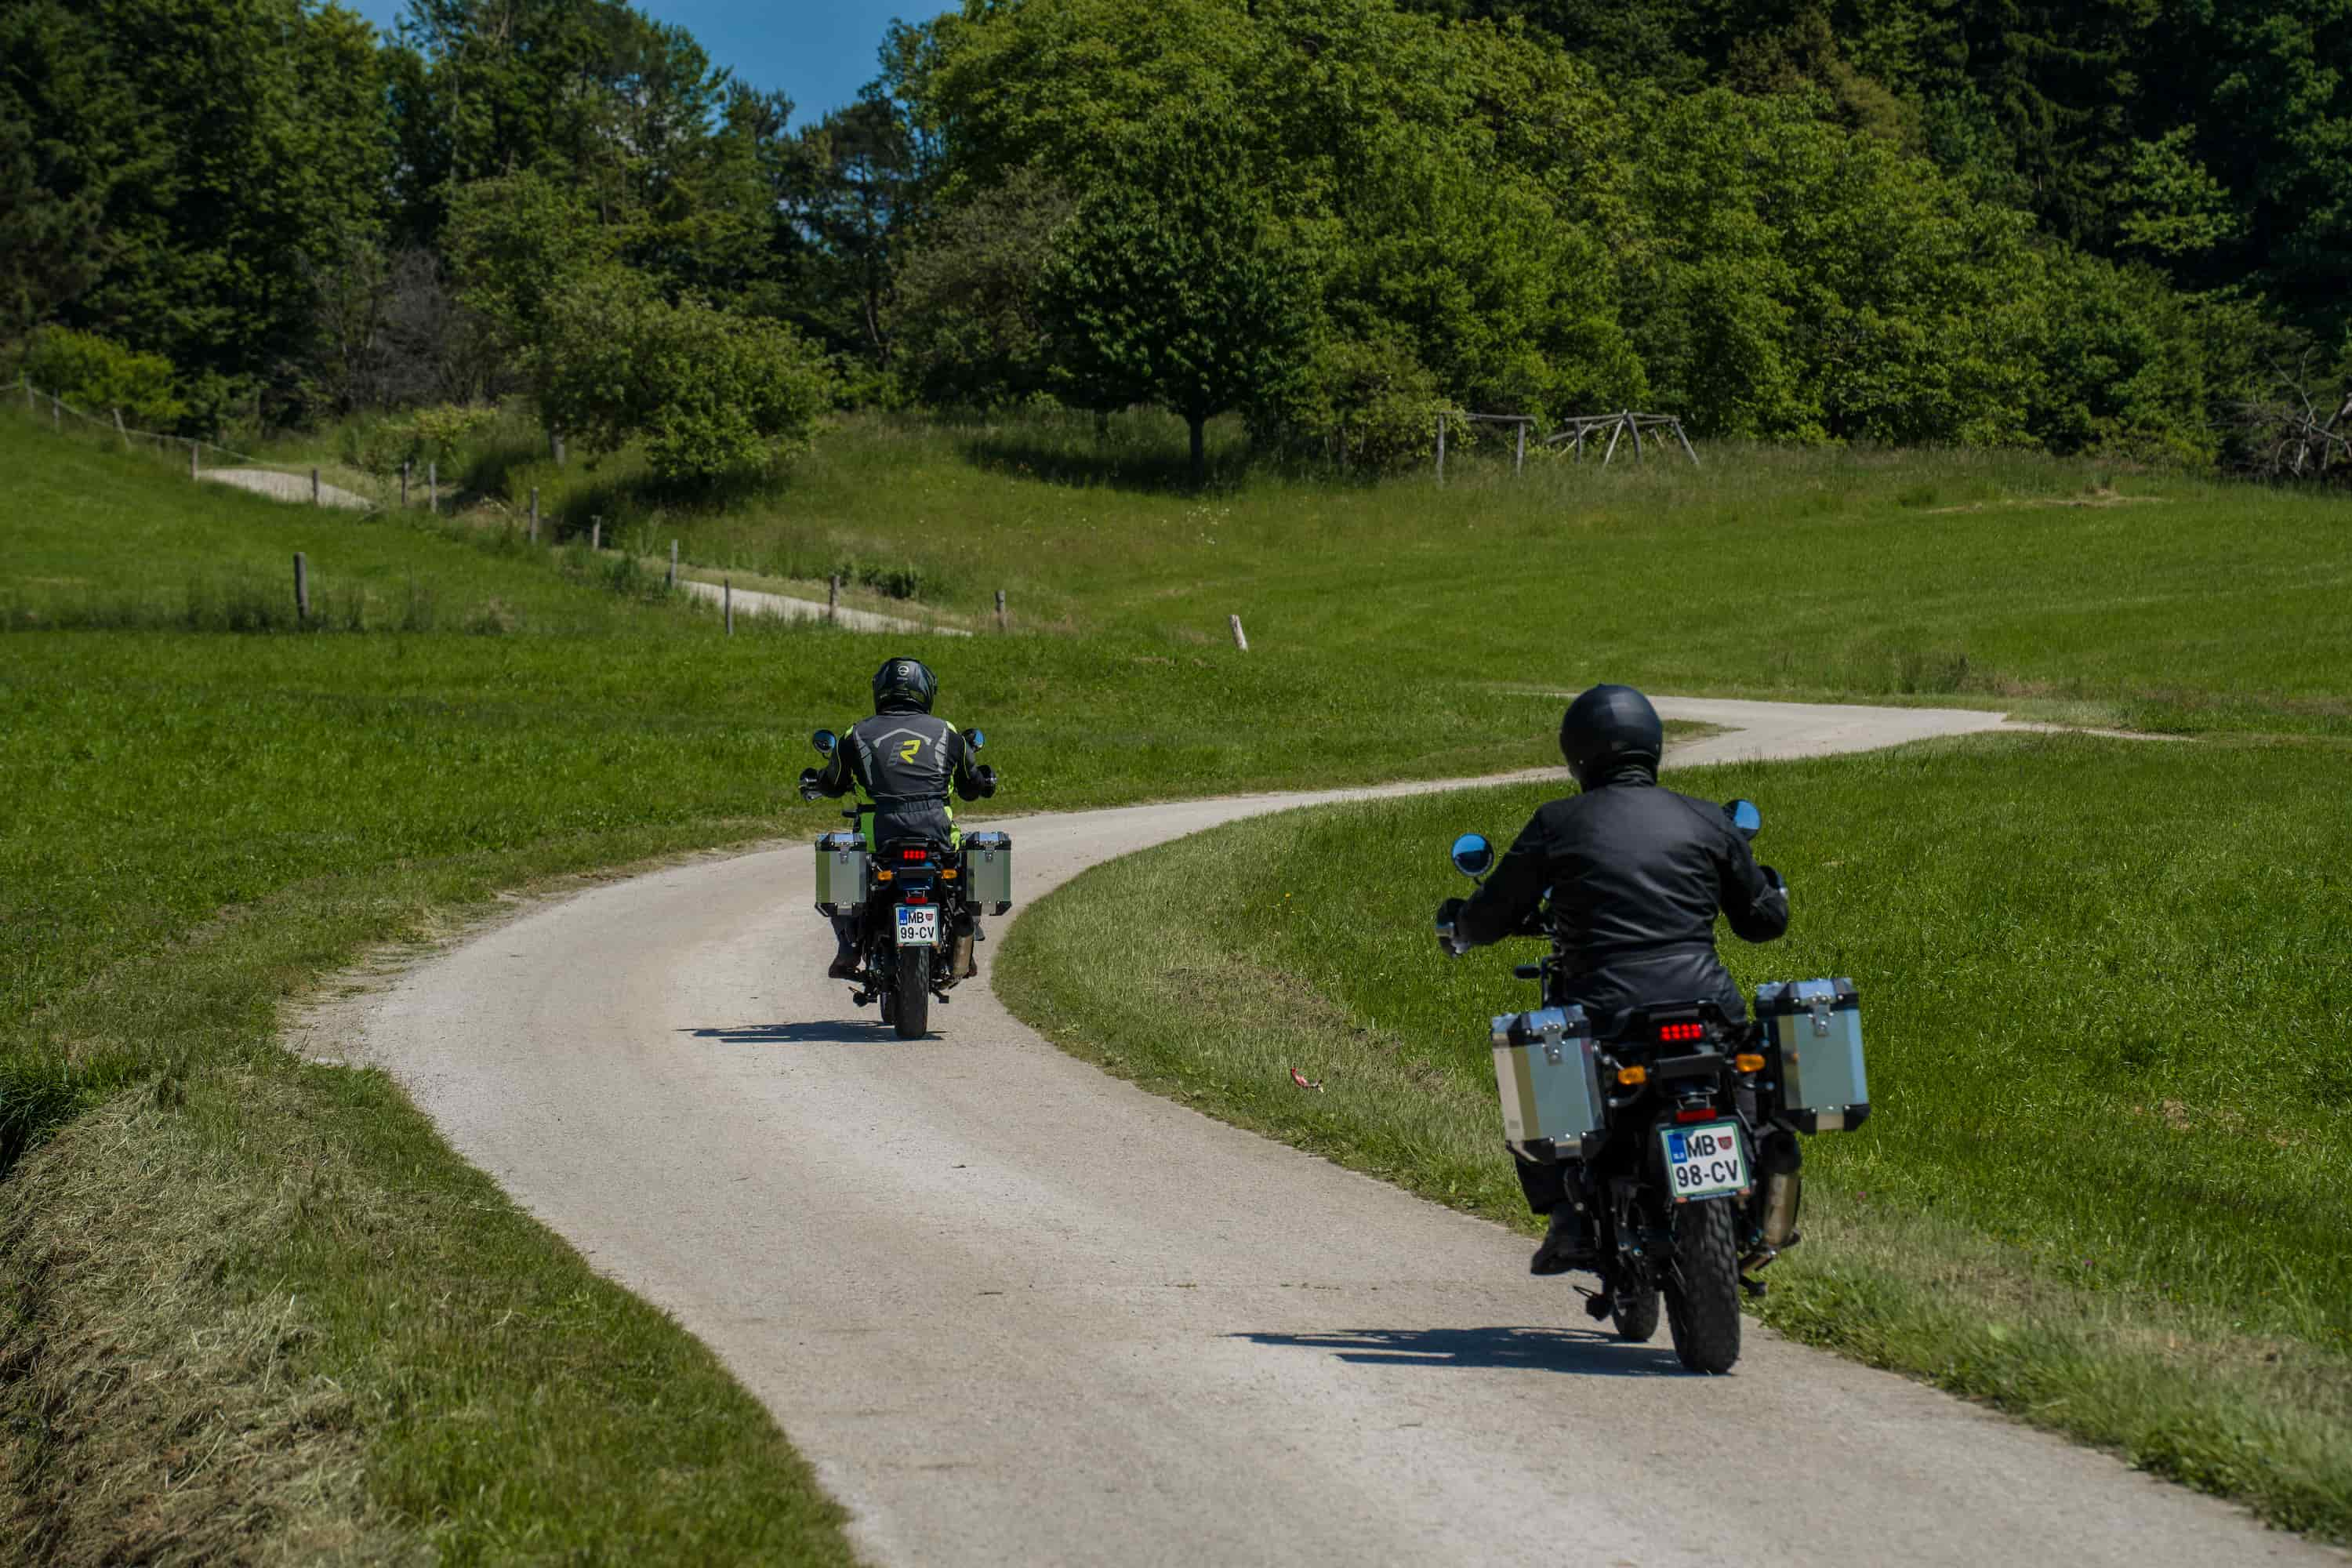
[[798, 767, 823, 801], [1759, 864, 1788, 895], [974, 764, 998, 798], [1434, 896, 1470, 958]]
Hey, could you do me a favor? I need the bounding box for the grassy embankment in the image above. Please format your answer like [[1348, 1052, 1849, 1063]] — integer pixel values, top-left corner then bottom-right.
[[997, 732, 2352, 1538], [379, 405, 2352, 739], [7, 401, 2350, 1555]]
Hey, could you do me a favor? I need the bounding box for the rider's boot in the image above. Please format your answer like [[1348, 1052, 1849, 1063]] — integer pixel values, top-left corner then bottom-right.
[[826, 913, 861, 981], [1530, 1203, 1597, 1276]]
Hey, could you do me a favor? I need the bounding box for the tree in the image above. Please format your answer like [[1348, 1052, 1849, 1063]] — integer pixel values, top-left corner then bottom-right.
[[1037, 112, 1319, 479], [887, 165, 1074, 408], [537, 270, 833, 482]]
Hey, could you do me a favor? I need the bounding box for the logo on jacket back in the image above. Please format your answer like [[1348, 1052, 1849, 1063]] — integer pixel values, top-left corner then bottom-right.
[[898, 738, 924, 763]]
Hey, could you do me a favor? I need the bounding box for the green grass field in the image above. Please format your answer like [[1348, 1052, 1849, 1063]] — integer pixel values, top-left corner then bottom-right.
[[390, 407, 2352, 737], [8, 400, 2352, 1555], [996, 732, 2352, 1537]]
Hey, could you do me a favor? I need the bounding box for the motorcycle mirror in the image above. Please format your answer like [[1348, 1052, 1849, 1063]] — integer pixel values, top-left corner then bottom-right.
[[1450, 832, 1495, 878], [812, 728, 837, 757], [968, 728, 985, 750], [1725, 798, 1762, 840]]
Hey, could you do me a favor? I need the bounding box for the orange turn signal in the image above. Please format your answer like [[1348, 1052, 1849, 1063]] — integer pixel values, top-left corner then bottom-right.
[[1734, 1053, 1766, 1073], [873, 869, 895, 882], [1616, 1065, 1648, 1087], [941, 868, 958, 880]]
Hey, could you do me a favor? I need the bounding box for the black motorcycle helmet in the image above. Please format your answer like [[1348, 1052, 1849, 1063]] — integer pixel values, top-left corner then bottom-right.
[[1559, 683, 1663, 789], [872, 655, 938, 714]]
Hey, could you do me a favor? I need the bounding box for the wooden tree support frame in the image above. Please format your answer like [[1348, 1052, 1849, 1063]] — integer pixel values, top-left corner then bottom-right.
[[1545, 411, 1700, 467], [1436, 412, 1537, 483]]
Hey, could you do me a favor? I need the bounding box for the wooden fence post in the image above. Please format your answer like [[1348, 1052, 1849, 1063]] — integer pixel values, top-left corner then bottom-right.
[[190, 441, 199, 481], [20, 376, 31, 413], [310, 467, 321, 506], [550, 431, 565, 466], [724, 578, 734, 635], [428, 460, 437, 514], [401, 460, 410, 509], [995, 588, 1007, 632], [1435, 412, 1446, 486], [528, 488, 539, 543], [51, 394, 60, 429], [828, 574, 840, 622], [293, 553, 309, 625], [590, 517, 601, 552], [1229, 614, 1249, 652], [667, 539, 677, 589], [1515, 421, 1526, 477]]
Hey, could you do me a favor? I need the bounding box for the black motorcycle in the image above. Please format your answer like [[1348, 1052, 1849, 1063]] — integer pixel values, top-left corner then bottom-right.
[[804, 728, 1010, 1040], [1436, 800, 1805, 1375]]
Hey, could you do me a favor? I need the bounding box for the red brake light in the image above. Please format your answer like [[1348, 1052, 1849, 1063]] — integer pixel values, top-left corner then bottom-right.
[[902, 893, 928, 905], [1674, 1107, 1717, 1123], [900, 848, 928, 862], [1658, 1022, 1706, 1044]]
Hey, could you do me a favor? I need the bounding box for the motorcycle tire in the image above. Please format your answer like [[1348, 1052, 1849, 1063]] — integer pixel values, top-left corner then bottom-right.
[[1610, 1283, 1661, 1343], [1663, 1198, 1743, 1374], [893, 945, 931, 1040]]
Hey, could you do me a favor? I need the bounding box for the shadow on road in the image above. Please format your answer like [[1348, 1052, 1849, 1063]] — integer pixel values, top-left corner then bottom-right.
[[678, 1022, 913, 1045], [1232, 1325, 1686, 1377]]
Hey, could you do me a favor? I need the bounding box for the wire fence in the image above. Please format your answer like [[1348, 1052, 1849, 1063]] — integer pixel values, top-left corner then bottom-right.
[[13, 374, 389, 515]]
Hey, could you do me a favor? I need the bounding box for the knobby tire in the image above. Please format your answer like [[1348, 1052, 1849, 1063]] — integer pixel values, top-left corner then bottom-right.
[[894, 944, 931, 1039], [1664, 1199, 1743, 1374]]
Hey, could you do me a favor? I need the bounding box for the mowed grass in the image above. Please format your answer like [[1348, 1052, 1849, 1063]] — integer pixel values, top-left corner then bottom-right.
[[996, 732, 2352, 1537], [488, 408, 2352, 736]]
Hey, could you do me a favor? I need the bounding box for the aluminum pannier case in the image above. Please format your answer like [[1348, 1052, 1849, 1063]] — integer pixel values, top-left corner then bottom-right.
[[814, 831, 866, 913], [1753, 978, 1870, 1132], [1490, 1005, 1606, 1162], [963, 831, 1013, 913]]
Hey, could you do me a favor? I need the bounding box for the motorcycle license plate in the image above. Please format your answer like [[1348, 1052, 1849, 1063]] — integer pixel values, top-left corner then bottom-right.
[[1660, 1122, 1749, 1203], [895, 905, 939, 947]]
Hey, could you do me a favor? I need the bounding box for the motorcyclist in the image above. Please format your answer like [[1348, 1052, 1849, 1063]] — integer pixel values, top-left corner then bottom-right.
[[800, 655, 997, 980], [1436, 683, 1789, 1276]]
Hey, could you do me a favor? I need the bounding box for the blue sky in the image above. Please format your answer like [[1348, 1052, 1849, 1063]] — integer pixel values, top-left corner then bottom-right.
[[347, 0, 949, 128]]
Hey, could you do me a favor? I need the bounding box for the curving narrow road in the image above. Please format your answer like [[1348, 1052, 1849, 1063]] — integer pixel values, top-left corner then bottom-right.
[[324, 700, 2328, 1567]]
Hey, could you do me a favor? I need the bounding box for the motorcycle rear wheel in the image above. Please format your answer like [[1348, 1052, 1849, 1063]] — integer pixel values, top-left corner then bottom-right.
[[1663, 1199, 1743, 1374], [893, 945, 931, 1039]]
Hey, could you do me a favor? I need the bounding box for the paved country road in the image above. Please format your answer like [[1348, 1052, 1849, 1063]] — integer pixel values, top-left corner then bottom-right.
[[320, 701, 2329, 1567]]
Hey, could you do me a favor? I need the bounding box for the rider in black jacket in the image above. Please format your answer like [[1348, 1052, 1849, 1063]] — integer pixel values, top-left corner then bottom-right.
[[801, 656, 996, 979], [1439, 684, 1789, 1274]]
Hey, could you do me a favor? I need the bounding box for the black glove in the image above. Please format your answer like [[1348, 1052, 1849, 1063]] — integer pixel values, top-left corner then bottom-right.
[[1435, 896, 1469, 956], [798, 767, 822, 801], [1759, 864, 1788, 895], [974, 764, 998, 798]]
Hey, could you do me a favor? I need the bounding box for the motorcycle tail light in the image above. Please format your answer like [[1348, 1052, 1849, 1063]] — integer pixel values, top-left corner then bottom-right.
[[1657, 1022, 1706, 1044], [1734, 1053, 1766, 1073], [1615, 1065, 1647, 1087], [1674, 1106, 1717, 1123], [903, 893, 929, 905], [900, 848, 929, 862]]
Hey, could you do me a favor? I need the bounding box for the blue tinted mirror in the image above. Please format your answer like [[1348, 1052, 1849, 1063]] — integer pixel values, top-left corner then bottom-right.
[[812, 728, 837, 757], [1726, 798, 1762, 840], [1450, 832, 1495, 878], [968, 728, 985, 750]]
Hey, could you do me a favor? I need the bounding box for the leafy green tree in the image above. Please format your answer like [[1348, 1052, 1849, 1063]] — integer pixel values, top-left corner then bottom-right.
[[537, 269, 833, 481], [887, 165, 1074, 408], [1037, 112, 1319, 479]]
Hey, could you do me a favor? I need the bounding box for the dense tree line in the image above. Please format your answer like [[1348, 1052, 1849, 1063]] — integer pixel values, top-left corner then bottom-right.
[[2, 0, 2344, 479]]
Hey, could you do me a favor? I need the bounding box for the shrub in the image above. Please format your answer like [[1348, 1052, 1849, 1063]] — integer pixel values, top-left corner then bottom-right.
[[21, 328, 186, 428]]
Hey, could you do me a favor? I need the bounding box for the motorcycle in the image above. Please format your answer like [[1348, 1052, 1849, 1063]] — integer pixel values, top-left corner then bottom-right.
[[802, 728, 1011, 1040], [1436, 800, 1853, 1375]]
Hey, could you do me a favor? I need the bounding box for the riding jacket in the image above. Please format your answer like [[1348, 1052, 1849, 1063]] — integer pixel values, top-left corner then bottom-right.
[[809, 705, 989, 846], [1454, 758, 1788, 1035]]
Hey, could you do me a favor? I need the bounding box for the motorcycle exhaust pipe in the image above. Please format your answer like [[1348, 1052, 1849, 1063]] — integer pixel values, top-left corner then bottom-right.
[[1759, 1170, 1802, 1252]]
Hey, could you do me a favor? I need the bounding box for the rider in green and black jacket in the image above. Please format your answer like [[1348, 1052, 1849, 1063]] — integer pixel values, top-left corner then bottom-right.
[[801, 656, 996, 978]]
